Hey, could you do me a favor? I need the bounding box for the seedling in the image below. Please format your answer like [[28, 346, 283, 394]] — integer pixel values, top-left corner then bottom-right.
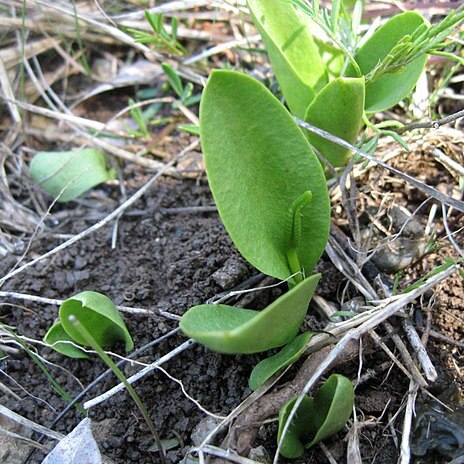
[[127, 11, 186, 56], [179, 70, 329, 354], [162, 63, 201, 107], [30, 148, 115, 202], [247, 0, 464, 166], [277, 374, 354, 458], [128, 98, 150, 138], [44, 291, 133, 359]]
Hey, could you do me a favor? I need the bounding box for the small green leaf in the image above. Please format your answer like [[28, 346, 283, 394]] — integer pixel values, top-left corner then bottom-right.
[[278, 395, 314, 458], [306, 374, 354, 448], [162, 63, 183, 97], [180, 274, 320, 354], [30, 148, 114, 202], [178, 124, 200, 135], [59, 291, 133, 352], [149, 438, 180, 453], [347, 12, 427, 113], [247, 0, 327, 118], [304, 77, 365, 167], [249, 332, 313, 391], [44, 322, 89, 359], [277, 374, 354, 458], [330, 310, 357, 319], [200, 70, 330, 280]]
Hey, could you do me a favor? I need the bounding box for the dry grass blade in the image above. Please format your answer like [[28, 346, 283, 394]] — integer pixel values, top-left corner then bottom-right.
[[0, 404, 63, 440]]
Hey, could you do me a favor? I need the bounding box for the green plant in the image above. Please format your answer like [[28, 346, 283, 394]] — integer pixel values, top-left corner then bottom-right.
[[162, 63, 201, 107], [247, 0, 464, 166], [126, 10, 186, 55], [68, 315, 166, 463], [179, 1, 464, 453], [30, 148, 115, 202], [128, 98, 150, 138], [179, 70, 329, 355], [277, 374, 354, 458], [44, 291, 133, 358]]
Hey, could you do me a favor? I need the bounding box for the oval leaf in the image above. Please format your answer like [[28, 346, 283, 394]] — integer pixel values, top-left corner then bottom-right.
[[249, 331, 313, 391], [348, 12, 427, 113], [277, 395, 314, 459], [30, 148, 114, 202], [44, 322, 90, 359], [60, 291, 133, 352], [247, 0, 327, 118], [200, 70, 330, 281], [306, 373, 354, 448], [304, 77, 365, 167], [180, 274, 320, 354]]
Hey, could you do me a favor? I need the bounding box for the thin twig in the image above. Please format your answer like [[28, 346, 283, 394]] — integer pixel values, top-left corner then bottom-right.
[[401, 318, 438, 382], [83, 339, 195, 409], [295, 117, 464, 213], [399, 380, 419, 464], [396, 108, 464, 134]]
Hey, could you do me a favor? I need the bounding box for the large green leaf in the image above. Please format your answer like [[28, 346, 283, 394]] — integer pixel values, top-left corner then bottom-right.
[[306, 374, 354, 448], [59, 291, 133, 352], [200, 70, 330, 281], [179, 274, 320, 354], [249, 331, 313, 390], [304, 77, 365, 167], [30, 148, 115, 202], [247, 0, 327, 118], [347, 12, 427, 113]]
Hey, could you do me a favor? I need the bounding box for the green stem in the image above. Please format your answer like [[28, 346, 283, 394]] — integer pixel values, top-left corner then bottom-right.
[[68, 316, 166, 464], [287, 248, 303, 286]]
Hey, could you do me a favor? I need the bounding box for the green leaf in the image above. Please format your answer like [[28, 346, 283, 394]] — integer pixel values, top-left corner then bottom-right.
[[162, 63, 183, 97], [59, 291, 134, 352], [278, 395, 314, 458], [178, 124, 200, 135], [30, 148, 114, 202], [304, 77, 365, 167], [149, 438, 180, 453], [306, 373, 354, 448], [44, 322, 90, 359], [247, 0, 327, 118], [200, 70, 330, 280], [314, 39, 344, 80], [249, 332, 313, 390], [277, 374, 354, 458], [179, 274, 320, 354], [347, 12, 427, 113]]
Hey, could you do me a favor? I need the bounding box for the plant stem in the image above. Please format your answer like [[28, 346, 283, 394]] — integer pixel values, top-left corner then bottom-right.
[[68, 316, 166, 464], [287, 248, 303, 286]]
